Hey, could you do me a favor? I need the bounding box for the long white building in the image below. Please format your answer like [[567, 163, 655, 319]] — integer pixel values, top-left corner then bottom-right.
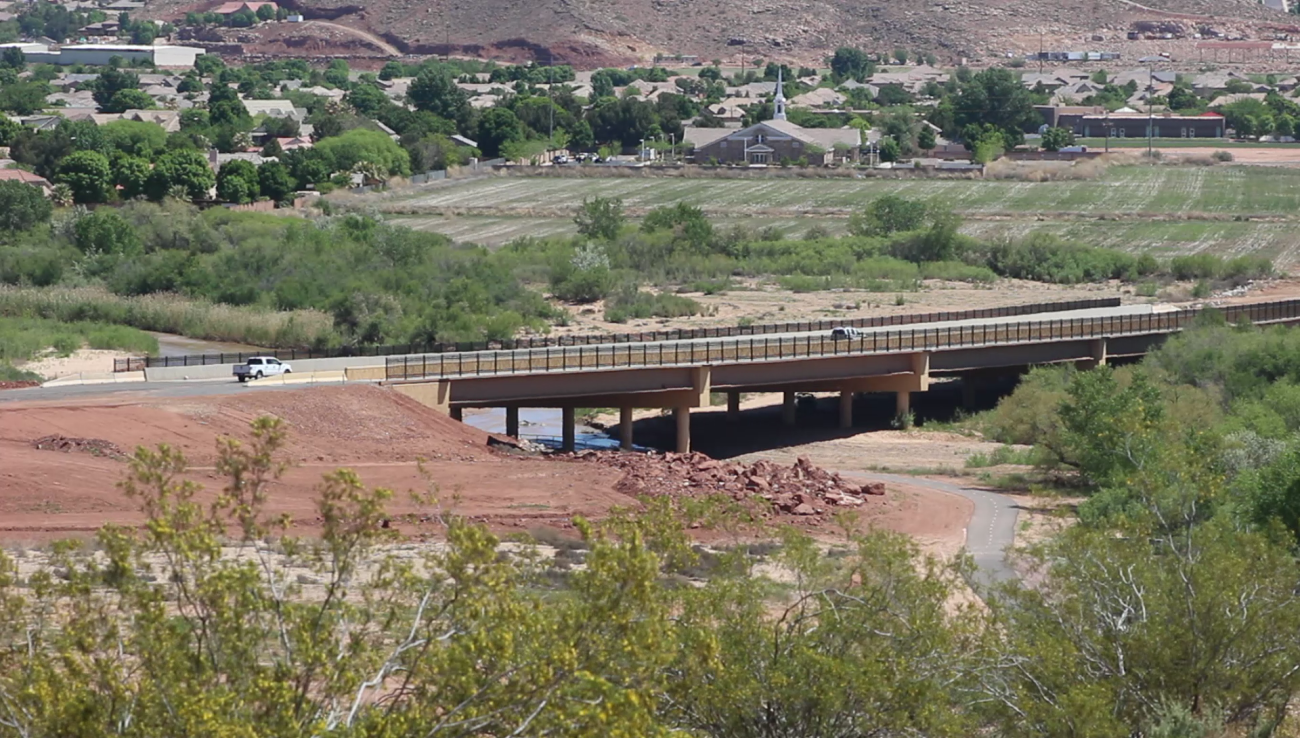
[[3, 43, 205, 67]]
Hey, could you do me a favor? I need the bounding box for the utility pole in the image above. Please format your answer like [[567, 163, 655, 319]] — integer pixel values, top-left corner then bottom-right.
[[547, 53, 554, 151], [1147, 63, 1153, 158]]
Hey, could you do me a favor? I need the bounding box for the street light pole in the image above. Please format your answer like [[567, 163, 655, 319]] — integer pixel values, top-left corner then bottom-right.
[[1147, 64, 1154, 158]]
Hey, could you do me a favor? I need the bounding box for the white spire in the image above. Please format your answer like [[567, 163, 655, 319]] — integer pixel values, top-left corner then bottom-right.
[[773, 67, 787, 121]]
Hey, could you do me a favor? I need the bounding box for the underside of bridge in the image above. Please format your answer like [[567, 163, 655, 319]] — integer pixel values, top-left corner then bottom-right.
[[388, 335, 1118, 453]]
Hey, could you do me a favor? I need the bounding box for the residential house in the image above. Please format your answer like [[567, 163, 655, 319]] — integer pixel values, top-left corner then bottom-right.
[[211, 1, 277, 15], [1211, 92, 1269, 106], [1035, 104, 1106, 129], [121, 109, 182, 132], [790, 87, 846, 109], [207, 150, 275, 172], [0, 169, 52, 196], [241, 99, 308, 120], [726, 81, 778, 97], [1109, 69, 1177, 88], [1192, 71, 1255, 96], [705, 96, 757, 124], [296, 86, 345, 101], [275, 135, 312, 151]]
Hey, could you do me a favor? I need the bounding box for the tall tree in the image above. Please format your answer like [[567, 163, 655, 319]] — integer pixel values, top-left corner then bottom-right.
[[951, 67, 1038, 147], [407, 67, 471, 128], [55, 150, 114, 204]]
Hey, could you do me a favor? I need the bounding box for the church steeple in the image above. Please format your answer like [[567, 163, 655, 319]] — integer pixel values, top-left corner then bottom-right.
[[773, 67, 787, 121]]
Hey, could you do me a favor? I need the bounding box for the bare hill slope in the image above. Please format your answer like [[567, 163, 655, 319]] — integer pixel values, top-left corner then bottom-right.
[[162, 0, 1289, 66]]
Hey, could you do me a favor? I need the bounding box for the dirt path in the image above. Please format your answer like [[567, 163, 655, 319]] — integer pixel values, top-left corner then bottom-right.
[[302, 21, 401, 55]]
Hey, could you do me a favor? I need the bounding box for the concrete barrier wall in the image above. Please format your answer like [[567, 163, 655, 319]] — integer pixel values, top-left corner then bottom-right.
[[145, 357, 384, 382]]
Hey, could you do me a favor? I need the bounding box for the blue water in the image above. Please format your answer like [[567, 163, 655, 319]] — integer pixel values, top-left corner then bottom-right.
[[462, 408, 650, 451]]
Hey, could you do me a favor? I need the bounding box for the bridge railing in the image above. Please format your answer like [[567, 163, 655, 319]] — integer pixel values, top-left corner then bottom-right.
[[118, 297, 1121, 371], [385, 299, 1300, 381]]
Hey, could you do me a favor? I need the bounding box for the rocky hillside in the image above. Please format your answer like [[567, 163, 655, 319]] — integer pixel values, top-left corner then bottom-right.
[[159, 0, 1289, 66]]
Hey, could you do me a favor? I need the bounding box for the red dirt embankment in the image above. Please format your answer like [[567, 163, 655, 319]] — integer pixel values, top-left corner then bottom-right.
[[0, 385, 963, 546], [0, 386, 630, 539]]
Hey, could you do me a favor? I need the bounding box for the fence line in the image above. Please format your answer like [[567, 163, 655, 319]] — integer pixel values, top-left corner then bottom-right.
[[117, 297, 1121, 372], [384, 299, 1300, 382]]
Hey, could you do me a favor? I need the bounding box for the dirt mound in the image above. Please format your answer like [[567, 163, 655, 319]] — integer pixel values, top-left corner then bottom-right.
[[0, 385, 630, 540], [31, 435, 128, 460], [567, 451, 885, 521]]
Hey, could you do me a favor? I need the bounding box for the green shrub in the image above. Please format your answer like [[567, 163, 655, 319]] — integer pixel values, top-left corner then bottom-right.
[[604, 284, 703, 322], [965, 444, 1038, 468], [919, 260, 997, 283]]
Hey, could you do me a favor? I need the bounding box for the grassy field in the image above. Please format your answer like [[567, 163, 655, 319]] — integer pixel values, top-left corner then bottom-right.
[[377, 166, 1300, 266], [392, 213, 1300, 265], [0, 316, 159, 381], [379, 167, 1300, 217]]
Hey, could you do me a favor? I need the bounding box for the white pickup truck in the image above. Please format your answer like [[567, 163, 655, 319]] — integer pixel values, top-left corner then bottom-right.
[[233, 356, 292, 382]]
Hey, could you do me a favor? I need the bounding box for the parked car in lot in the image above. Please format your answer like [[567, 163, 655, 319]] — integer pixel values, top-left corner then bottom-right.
[[830, 326, 862, 340], [233, 356, 292, 382]]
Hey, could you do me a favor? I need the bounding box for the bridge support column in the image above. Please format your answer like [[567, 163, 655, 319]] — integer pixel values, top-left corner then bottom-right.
[[1076, 338, 1108, 371], [839, 390, 854, 429], [505, 407, 519, 438], [674, 406, 691, 453], [727, 391, 741, 422], [619, 406, 634, 450], [960, 369, 1003, 411], [562, 407, 576, 453], [782, 391, 797, 426], [450, 406, 463, 422], [895, 390, 911, 419]]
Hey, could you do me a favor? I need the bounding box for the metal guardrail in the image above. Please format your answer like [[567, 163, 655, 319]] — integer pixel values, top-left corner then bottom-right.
[[118, 297, 1121, 372], [385, 299, 1300, 382], [113, 357, 146, 373]]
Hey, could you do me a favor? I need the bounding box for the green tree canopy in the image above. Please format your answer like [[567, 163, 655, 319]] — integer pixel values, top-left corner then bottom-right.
[[0, 180, 53, 231], [951, 67, 1038, 147], [72, 208, 141, 254], [112, 155, 151, 200], [407, 67, 471, 127], [256, 160, 295, 203], [101, 119, 167, 157], [0, 80, 50, 115], [55, 149, 114, 204], [215, 158, 260, 203], [314, 128, 410, 176], [574, 196, 625, 241], [147, 148, 215, 201], [91, 67, 139, 111]]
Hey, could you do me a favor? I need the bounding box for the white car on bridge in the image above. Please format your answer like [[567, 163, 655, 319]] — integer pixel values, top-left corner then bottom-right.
[[233, 357, 292, 382]]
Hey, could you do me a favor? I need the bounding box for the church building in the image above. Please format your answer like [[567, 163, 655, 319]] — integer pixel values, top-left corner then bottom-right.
[[682, 70, 861, 165]]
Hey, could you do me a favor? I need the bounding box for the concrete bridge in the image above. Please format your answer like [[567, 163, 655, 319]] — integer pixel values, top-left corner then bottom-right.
[[385, 298, 1300, 452]]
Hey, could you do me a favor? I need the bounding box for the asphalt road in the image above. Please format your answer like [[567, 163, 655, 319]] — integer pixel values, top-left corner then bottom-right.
[[856, 471, 1020, 587], [0, 379, 268, 404]]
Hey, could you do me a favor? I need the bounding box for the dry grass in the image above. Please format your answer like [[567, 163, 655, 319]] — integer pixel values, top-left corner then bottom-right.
[[0, 286, 338, 348]]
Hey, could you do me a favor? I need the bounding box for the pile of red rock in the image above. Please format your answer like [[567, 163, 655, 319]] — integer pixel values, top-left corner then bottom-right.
[[31, 435, 128, 460], [569, 451, 884, 519]]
